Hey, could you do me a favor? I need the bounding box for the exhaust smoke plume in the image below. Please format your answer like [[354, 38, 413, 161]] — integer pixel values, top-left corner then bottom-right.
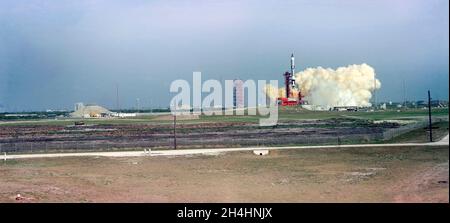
[[265, 64, 381, 109], [295, 63, 380, 108]]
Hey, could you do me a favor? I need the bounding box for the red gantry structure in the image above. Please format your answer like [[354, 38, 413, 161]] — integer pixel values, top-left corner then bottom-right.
[[278, 53, 304, 106]]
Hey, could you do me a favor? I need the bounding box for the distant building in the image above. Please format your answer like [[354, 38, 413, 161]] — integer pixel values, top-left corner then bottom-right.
[[416, 100, 448, 108], [332, 106, 358, 112], [431, 100, 448, 107], [416, 100, 426, 107], [111, 112, 137, 118], [70, 103, 111, 118], [233, 79, 244, 108]]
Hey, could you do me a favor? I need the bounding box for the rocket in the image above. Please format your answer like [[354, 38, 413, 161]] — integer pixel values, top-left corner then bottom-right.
[[290, 53, 296, 88], [290, 53, 295, 75], [284, 53, 297, 98]]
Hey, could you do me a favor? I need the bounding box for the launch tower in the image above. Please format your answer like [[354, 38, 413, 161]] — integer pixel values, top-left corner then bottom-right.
[[278, 53, 304, 106]]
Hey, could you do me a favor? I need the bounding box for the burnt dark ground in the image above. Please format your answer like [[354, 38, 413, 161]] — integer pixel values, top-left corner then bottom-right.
[[0, 119, 397, 153]]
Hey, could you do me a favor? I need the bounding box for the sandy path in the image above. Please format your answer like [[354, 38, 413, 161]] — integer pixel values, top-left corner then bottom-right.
[[3, 134, 448, 160]]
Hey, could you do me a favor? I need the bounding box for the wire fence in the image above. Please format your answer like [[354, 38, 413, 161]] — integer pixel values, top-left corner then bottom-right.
[[382, 117, 447, 141], [0, 134, 382, 154], [0, 139, 173, 154], [0, 118, 447, 154]]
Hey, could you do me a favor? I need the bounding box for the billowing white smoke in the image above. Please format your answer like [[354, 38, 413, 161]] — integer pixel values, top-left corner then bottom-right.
[[294, 63, 381, 108]]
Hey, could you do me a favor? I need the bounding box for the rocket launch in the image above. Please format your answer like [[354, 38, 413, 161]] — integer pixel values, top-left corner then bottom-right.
[[264, 54, 381, 109], [294, 63, 381, 108]]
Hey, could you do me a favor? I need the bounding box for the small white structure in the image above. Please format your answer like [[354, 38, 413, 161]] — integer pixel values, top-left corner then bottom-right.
[[111, 112, 137, 118], [253, 149, 269, 156], [144, 148, 152, 156]]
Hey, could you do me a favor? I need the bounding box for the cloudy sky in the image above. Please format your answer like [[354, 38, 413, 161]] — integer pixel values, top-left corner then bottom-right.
[[0, 0, 448, 111]]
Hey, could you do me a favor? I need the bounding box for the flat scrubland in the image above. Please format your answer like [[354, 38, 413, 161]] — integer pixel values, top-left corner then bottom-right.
[[1, 108, 448, 126], [0, 145, 447, 203], [0, 108, 447, 153]]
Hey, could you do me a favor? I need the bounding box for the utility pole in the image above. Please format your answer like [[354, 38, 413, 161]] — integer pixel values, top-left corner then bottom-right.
[[172, 101, 177, 150], [150, 99, 153, 114], [428, 90, 433, 142], [373, 74, 377, 110], [173, 114, 177, 149], [136, 98, 140, 113], [116, 84, 120, 113], [403, 79, 406, 108]]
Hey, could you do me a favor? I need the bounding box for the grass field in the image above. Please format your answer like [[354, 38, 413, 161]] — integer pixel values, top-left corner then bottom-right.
[[1, 108, 447, 126], [387, 121, 449, 143], [0, 108, 447, 153], [0, 145, 447, 202]]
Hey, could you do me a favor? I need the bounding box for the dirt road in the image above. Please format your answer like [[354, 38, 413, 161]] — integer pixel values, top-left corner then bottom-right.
[[4, 134, 448, 160]]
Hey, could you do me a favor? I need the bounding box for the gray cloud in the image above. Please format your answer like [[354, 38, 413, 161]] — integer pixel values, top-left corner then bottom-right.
[[0, 0, 448, 111]]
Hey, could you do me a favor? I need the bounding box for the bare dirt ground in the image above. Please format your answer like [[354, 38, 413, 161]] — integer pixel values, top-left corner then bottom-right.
[[0, 145, 447, 203], [391, 161, 449, 202]]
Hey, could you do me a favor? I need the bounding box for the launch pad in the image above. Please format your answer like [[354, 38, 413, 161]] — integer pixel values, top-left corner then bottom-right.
[[277, 54, 306, 106]]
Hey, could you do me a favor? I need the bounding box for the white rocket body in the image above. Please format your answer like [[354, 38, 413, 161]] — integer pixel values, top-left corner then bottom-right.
[[290, 53, 296, 88], [291, 53, 295, 74]]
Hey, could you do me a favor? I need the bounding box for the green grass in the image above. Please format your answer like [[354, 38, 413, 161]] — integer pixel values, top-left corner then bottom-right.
[[199, 107, 449, 123], [344, 108, 449, 120], [385, 121, 449, 143], [1, 107, 447, 126], [0, 119, 156, 126], [278, 107, 448, 121]]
